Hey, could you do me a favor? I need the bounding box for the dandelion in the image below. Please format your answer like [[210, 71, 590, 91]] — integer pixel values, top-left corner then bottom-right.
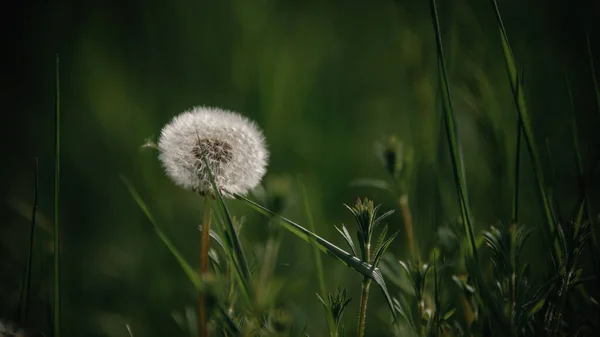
[[157, 105, 269, 197]]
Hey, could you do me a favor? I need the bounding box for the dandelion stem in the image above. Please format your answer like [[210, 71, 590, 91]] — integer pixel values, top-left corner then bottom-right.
[[199, 196, 212, 337]]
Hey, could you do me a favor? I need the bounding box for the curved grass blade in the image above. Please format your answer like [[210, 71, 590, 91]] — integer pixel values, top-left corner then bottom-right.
[[489, 0, 559, 259], [236, 194, 398, 322], [122, 177, 204, 290], [53, 54, 61, 337], [430, 0, 478, 258], [122, 180, 241, 332]]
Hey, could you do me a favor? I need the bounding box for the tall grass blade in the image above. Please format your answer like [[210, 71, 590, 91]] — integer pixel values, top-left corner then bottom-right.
[[489, 0, 559, 258], [19, 158, 38, 325], [121, 177, 241, 334], [236, 194, 398, 322], [298, 180, 334, 335], [430, 0, 478, 258], [53, 54, 61, 337], [298, 180, 327, 297], [122, 177, 203, 289]]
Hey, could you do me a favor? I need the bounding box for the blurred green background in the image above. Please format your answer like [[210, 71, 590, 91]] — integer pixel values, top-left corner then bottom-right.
[[3, 0, 600, 335]]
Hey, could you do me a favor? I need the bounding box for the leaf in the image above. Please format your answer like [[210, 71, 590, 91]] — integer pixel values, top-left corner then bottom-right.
[[527, 299, 545, 318], [373, 210, 395, 228], [335, 224, 358, 257], [236, 194, 398, 322], [372, 232, 398, 268], [443, 308, 457, 321]]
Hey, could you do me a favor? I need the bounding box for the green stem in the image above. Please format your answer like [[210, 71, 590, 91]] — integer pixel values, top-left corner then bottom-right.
[[199, 196, 212, 337], [53, 54, 61, 337], [399, 195, 419, 262], [357, 279, 372, 337], [357, 242, 371, 337]]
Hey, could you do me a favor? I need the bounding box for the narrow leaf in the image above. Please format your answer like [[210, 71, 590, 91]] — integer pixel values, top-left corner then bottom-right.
[[236, 194, 398, 322]]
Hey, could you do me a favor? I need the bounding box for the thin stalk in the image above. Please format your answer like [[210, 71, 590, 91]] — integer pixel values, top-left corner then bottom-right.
[[508, 223, 517, 336], [398, 195, 418, 262], [53, 54, 61, 337], [299, 180, 333, 335], [512, 121, 522, 225], [430, 0, 478, 258], [356, 243, 371, 337], [199, 196, 212, 337], [19, 158, 39, 325]]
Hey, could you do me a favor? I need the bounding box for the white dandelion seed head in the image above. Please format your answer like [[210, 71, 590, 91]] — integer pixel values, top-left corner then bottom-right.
[[157, 106, 269, 197]]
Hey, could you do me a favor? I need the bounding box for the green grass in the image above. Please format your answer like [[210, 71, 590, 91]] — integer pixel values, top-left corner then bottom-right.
[[3, 2, 600, 337]]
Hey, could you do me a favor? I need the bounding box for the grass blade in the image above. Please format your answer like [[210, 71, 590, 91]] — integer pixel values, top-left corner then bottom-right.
[[489, 0, 559, 258], [430, 0, 478, 258], [19, 158, 38, 325], [236, 194, 398, 322], [121, 177, 241, 334], [53, 54, 61, 337], [121, 177, 203, 290], [201, 156, 252, 305], [298, 180, 327, 298]]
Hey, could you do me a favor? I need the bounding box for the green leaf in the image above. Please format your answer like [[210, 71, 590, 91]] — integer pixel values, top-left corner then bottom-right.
[[236, 194, 398, 322], [527, 299, 545, 318], [372, 232, 398, 268], [335, 224, 358, 257], [443, 308, 456, 321]]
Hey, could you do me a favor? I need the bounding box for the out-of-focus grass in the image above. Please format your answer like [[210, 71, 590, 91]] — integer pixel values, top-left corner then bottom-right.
[[2, 0, 599, 336]]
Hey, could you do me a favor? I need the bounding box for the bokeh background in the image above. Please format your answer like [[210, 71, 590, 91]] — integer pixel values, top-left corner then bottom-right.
[[3, 0, 600, 336]]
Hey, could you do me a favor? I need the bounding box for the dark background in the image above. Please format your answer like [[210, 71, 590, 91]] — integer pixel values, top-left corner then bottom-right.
[[2, 0, 600, 336]]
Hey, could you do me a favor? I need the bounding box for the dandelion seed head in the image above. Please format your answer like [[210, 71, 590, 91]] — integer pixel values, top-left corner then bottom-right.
[[157, 106, 269, 197]]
